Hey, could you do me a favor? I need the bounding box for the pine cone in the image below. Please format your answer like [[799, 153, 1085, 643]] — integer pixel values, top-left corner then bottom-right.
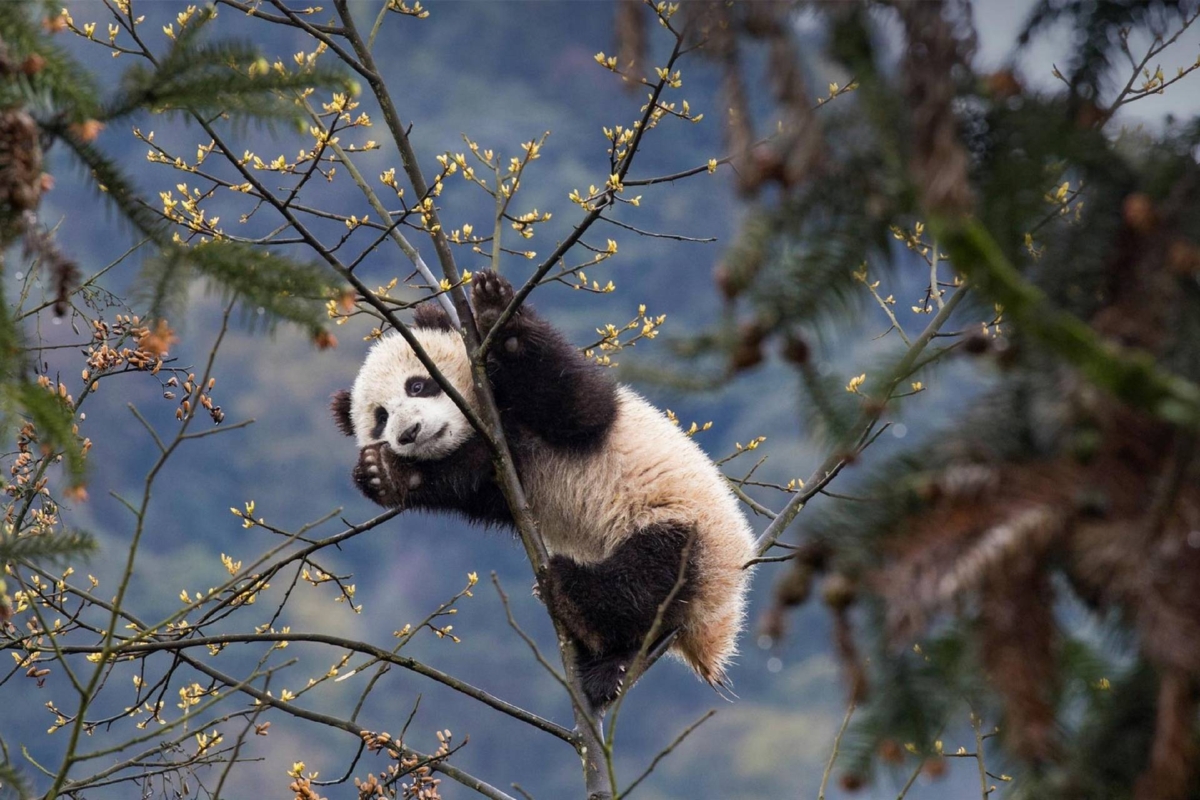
[[0, 108, 44, 233]]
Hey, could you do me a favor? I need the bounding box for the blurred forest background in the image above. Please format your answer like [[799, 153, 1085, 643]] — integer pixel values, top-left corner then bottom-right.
[[2, 1, 1200, 799]]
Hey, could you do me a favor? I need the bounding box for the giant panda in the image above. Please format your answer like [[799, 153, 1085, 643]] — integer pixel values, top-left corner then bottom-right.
[[332, 270, 755, 708]]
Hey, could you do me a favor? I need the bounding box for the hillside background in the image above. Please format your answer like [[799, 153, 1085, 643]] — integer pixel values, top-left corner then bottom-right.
[[5, 2, 1198, 798]]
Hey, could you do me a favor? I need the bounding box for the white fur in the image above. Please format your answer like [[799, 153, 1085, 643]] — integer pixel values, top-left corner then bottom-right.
[[351, 328, 756, 684], [350, 331, 478, 460], [521, 387, 756, 682]]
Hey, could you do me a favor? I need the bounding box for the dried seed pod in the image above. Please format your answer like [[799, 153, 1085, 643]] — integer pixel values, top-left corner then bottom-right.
[[878, 738, 904, 764], [839, 772, 865, 792], [774, 562, 814, 607], [821, 572, 857, 611], [730, 339, 764, 372], [1166, 238, 1200, 276], [759, 605, 786, 640], [0, 109, 44, 228], [963, 331, 991, 354], [985, 69, 1023, 99], [1122, 192, 1157, 234], [782, 334, 810, 365]]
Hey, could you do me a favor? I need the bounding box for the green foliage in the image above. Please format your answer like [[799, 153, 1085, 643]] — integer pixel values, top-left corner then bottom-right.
[[0, 10, 101, 118], [839, 622, 976, 778], [1012, 660, 1200, 800], [106, 8, 355, 125], [935, 214, 1200, 426], [0, 285, 21, 384], [721, 112, 899, 335], [1019, 0, 1190, 103], [0, 528, 95, 566], [964, 95, 1119, 268], [60, 131, 335, 334], [793, 358, 862, 448], [0, 0, 346, 527], [725, 1, 1200, 794], [58, 130, 168, 241], [145, 240, 337, 335], [3, 0, 347, 340], [0, 761, 32, 800]]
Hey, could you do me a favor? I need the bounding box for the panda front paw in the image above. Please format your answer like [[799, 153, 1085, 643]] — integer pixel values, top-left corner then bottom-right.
[[471, 270, 522, 354], [353, 443, 420, 507], [352, 443, 389, 505]]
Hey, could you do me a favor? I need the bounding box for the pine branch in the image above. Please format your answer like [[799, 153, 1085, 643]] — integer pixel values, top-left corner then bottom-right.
[[1018, 0, 1191, 105], [108, 41, 352, 124], [61, 126, 335, 333], [164, 240, 337, 334], [0, 529, 96, 565], [130, 7, 351, 123], [0, 8, 101, 121], [58, 128, 168, 242], [933, 215, 1200, 427], [0, 761, 32, 800], [0, 289, 23, 383]]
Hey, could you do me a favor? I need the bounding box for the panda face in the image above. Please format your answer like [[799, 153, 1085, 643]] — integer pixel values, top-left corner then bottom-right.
[[348, 330, 477, 461]]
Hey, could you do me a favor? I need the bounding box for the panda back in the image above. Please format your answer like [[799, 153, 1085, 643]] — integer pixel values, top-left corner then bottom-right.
[[521, 387, 755, 572]]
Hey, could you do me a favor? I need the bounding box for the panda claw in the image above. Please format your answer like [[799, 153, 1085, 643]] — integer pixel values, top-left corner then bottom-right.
[[370, 478, 381, 487], [407, 473, 422, 489]]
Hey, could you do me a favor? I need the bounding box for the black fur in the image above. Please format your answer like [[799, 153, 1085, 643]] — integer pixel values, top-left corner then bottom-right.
[[370, 406, 388, 439], [405, 376, 442, 398], [336, 271, 682, 708], [412, 301, 456, 331], [545, 524, 698, 707], [353, 435, 511, 526], [472, 270, 618, 451], [332, 390, 354, 436]]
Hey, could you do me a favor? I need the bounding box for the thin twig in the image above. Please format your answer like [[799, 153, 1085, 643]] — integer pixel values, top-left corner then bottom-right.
[[818, 700, 856, 800], [598, 215, 717, 243], [617, 709, 716, 799]]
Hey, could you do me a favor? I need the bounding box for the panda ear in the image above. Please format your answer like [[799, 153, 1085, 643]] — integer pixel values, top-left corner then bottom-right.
[[331, 390, 355, 436], [413, 302, 455, 332]]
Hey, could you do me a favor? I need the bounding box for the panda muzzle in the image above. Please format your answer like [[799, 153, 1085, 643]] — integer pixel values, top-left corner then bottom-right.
[[397, 422, 421, 446]]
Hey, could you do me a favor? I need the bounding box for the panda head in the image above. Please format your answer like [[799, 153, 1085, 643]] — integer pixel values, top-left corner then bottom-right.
[[332, 304, 477, 461]]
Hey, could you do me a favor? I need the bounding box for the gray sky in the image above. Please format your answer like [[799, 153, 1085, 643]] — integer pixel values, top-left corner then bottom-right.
[[973, 0, 1200, 126]]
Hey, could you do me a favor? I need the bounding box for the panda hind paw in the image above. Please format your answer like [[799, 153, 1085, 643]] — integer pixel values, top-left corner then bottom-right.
[[578, 652, 635, 709]]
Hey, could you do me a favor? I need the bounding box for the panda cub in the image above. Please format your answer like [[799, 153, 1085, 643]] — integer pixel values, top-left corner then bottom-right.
[[332, 270, 755, 707]]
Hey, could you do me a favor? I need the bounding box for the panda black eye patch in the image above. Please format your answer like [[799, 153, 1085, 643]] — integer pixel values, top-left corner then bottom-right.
[[370, 406, 388, 439], [405, 376, 442, 398]]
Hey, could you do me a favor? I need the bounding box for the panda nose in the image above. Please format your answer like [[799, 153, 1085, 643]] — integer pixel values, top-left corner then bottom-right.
[[398, 422, 421, 445]]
